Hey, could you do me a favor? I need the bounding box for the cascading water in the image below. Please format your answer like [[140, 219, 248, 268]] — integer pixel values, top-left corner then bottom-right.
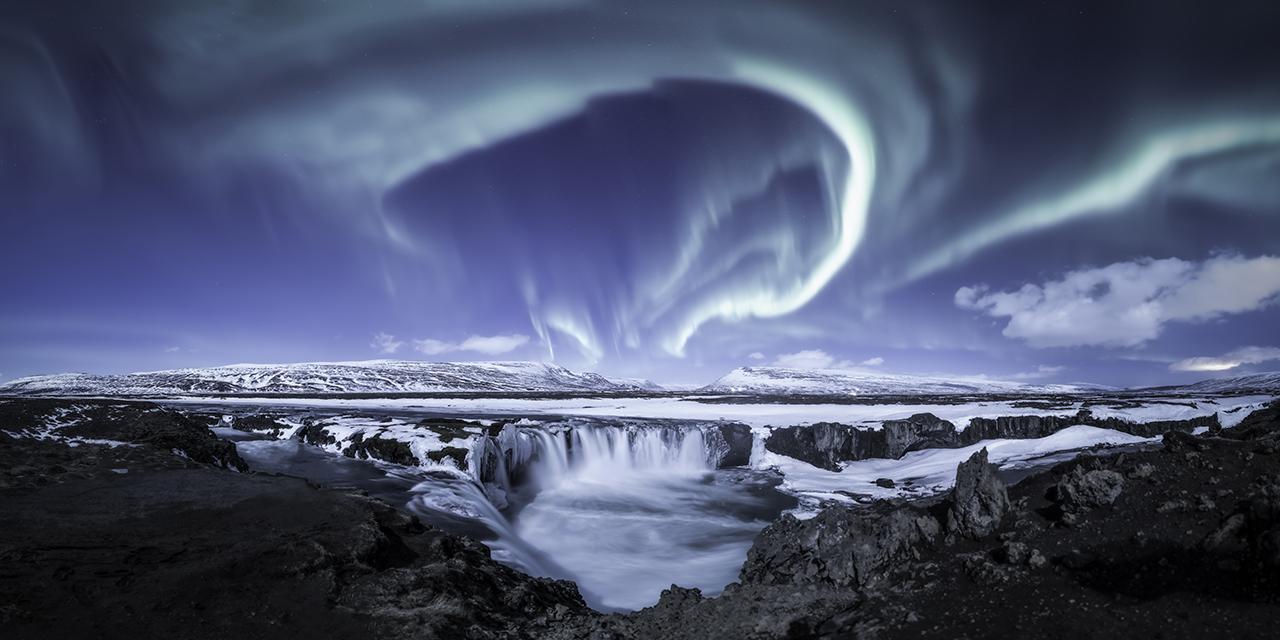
[[244, 415, 793, 612], [491, 423, 790, 611]]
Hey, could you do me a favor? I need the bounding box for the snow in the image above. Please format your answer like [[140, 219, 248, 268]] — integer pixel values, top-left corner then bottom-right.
[[1173, 371, 1280, 394], [702, 366, 1103, 395], [0, 360, 653, 395], [157, 393, 1273, 431], [1084, 394, 1273, 428], [159, 395, 1057, 428], [0, 403, 137, 448], [761, 425, 1154, 513], [266, 415, 476, 476]]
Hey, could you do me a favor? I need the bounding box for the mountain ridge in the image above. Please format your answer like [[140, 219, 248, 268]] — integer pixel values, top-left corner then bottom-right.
[[0, 360, 657, 396], [4, 361, 1276, 398], [1159, 371, 1280, 394], [700, 366, 1106, 396]]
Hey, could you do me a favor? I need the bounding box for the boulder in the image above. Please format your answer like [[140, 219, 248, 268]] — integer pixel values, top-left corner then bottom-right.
[[741, 503, 940, 588], [1055, 466, 1125, 511], [1162, 430, 1206, 453], [946, 448, 1009, 539]]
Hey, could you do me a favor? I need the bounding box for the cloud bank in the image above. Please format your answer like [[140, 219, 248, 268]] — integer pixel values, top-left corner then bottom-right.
[[957, 255, 1280, 348], [370, 332, 404, 355], [1170, 346, 1280, 372], [413, 334, 530, 356]]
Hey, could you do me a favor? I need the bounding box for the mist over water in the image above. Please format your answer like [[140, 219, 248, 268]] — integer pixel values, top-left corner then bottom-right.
[[233, 421, 794, 611], [512, 428, 794, 610]]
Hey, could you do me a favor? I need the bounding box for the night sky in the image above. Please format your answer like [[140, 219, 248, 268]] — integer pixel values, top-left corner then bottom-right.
[[2, 0, 1279, 386]]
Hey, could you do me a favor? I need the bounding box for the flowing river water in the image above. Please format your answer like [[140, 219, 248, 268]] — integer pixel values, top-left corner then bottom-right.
[[223, 422, 795, 611]]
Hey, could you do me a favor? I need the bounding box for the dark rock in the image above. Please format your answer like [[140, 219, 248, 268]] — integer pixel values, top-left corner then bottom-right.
[[763, 422, 867, 471], [7, 400, 250, 472], [875, 477, 896, 489], [1196, 494, 1217, 512], [740, 503, 940, 588], [1001, 541, 1032, 565], [1201, 513, 1247, 551], [762, 412, 957, 468], [1027, 548, 1048, 569], [655, 585, 704, 608], [714, 423, 754, 468], [232, 414, 290, 433], [963, 410, 1216, 444], [1221, 400, 1280, 442], [999, 541, 1049, 570], [425, 447, 470, 468], [1242, 475, 1280, 566], [1128, 463, 1156, 479], [763, 413, 961, 469], [297, 421, 337, 447], [1163, 430, 1207, 453], [416, 417, 485, 441], [1061, 549, 1096, 569], [878, 413, 961, 458], [1055, 466, 1125, 511], [946, 448, 1009, 539], [960, 552, 1018, 584], [961, 415, 1063, 442], [0, 433, 589, 640], [353, 436, 418, 466], [764, 409, 1217, 470]]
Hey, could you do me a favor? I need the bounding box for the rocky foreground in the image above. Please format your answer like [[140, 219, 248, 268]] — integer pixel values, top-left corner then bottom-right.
[[2, 399, 1279, 639]]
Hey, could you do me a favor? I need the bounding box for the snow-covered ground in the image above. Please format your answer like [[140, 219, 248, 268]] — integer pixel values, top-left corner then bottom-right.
[[162, 393, 1274, 430], [169, 392, 1272, 516], [0, 404, 136, 448], [702, 366, 1104, 395], [1173, 371, 1280, 394], [0, 360, 654, 395], [217, 412, 498, 481], [760, 425, 1154, 514]]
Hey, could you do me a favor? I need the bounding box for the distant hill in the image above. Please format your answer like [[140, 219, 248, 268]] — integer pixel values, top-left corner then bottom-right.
[[1165, 371, 1280, 394], [700, 366, 1103, 396], [0, 361, 653, 396]]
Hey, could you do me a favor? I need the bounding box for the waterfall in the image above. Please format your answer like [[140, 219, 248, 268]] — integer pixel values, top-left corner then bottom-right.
[[402, 475, 560, 578], [405, 419, 782, 611], [470, 421, 730, 506], [528, 425, 713, 489]]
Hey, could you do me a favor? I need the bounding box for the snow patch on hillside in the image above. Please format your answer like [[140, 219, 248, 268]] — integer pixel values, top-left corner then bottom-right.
[[0, 361, 652, 396], [702, 366, 1101, 396]]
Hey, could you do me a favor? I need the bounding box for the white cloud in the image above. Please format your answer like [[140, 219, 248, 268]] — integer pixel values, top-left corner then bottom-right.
[[956, 255, 1280, 348], [457, 334, 531, 354], [1009, 365, 1066, 380], [370, 332, 404, 354], [773, 349, 837, 369], [859, 356, 884, 367], [164, 346, 181, 353], [413, 333, 530, 356], [772, 349, 864, 370], [748, 352, 766, 361], [1170, 346, 1280, 372], [412, 338, 453, 355]]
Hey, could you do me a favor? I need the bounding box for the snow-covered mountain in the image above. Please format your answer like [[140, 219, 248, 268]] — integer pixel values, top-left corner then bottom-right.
[[0, 361, 655, 396], [1170, 371, 1280, 394], [701, 366, 1099, 396]]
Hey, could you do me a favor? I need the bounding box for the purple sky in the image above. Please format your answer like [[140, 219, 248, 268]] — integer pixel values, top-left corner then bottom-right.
[[2, 0, 1280, 387]]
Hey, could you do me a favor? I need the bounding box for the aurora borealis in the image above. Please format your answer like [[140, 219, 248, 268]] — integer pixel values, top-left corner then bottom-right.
[[2, 0, 1279, 386]]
